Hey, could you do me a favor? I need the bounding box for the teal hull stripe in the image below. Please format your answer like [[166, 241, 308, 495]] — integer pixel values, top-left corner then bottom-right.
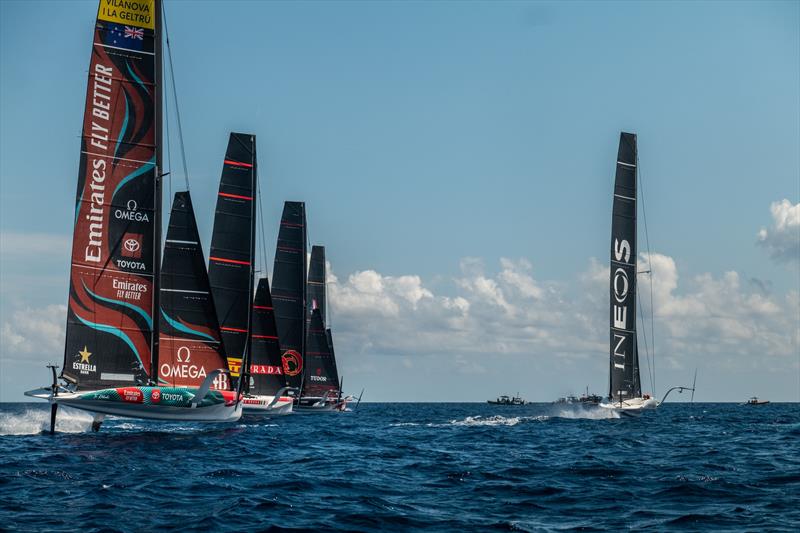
[[161, 309, 216, 342], [126, 61, 149, 95], [75, 190, 83, 226], [74, 314, 146, 370], [112, 156, 155, 200], [114, 93, 130, 160], [83, 281, 153, 329]]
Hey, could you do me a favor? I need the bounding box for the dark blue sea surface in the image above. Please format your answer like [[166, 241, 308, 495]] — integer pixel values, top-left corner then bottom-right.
[[1, 402, 798, 531]]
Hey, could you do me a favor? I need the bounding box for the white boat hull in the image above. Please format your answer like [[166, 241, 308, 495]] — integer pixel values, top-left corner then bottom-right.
[[25, 387, 242, 422], [241, 395, 294, 415], [599, 396, 659, 416], [294, 396, 349, 413]]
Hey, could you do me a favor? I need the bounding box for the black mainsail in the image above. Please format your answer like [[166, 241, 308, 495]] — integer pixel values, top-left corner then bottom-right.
[[609, 132, 641, 400], [304, 308, 340, 398], [208, 133, 257, 384], [271, 201, 307, 389], [249, 277, 288, 396], [307, 245, 326, 324], [63, 0, 161, 389], [307, 244, 341, 396], [159, 192, 230, 390]]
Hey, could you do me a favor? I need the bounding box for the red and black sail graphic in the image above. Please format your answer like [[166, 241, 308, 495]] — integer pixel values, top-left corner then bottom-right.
[[249, 277, 288, 395], [609, 132, 640, 400], [208, 133, 257, 379], [158, 192, 230, 390], [271, 201, 307, 389], [63, 2, 159, 388], [303, 309, 340, 397]]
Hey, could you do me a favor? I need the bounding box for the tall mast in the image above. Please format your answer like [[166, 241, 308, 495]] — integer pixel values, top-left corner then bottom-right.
[[150, 0, 163, 384], [301, 204, 308, 391]]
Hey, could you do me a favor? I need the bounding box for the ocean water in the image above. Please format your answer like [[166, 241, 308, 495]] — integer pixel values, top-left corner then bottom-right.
[[0, 402, 798, 531]]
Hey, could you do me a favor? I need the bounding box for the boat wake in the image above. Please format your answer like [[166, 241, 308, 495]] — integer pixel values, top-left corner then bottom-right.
[[449, 415, 549, 426], [0, 407, 94, 435], [389, 415, 550, 428], [548, 405, 621, 419]]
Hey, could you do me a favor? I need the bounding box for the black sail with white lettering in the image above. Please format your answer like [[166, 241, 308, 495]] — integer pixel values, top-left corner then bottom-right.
[[208, 133, 257, 381], [62, 0, 159, 388], [158, 192, 230, 389], [609, 131, 640, 400], [249, 277, 287, 395], [307, 245, 326, 325], [303, 309, 339, 397], [271, 201, 307, 389]]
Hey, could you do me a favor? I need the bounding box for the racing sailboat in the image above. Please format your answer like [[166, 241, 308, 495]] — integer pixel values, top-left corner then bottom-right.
[[207, 134, 293, 414], [598, 132, 694, 415], [242, 278, 294, 414], [25, 0, 241, 430], [208, 132, 257, 386], [271, 201, 308, 392], [297, 245, 348, 412], [158, 191, 233, 394]]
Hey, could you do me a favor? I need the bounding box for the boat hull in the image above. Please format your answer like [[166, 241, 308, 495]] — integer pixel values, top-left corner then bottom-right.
[[599, 396, 659, 417], [241, 395, 294, 415], [25, 386, 242, 422], [294, 396, 348, 413]]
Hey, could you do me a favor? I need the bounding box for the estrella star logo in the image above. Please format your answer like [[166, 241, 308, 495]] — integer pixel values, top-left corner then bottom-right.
[[79, 346, 92, 363]]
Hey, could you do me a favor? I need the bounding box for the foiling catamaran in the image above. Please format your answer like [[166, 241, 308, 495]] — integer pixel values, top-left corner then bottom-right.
[[272, 205, 349, 412], [25, 0, 242, 431], [208, 133, 293, 415], [598, 132, 694, 416]]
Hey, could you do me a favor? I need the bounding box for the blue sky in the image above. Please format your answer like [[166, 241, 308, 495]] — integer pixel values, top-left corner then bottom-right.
[[1, 0, 798, 402]]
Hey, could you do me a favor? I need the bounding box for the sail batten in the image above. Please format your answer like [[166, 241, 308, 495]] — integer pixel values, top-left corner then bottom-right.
[[608, 132, 640, 400]]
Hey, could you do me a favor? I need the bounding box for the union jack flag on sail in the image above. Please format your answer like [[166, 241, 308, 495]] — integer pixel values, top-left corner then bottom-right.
[[124, 26, 144, 40]]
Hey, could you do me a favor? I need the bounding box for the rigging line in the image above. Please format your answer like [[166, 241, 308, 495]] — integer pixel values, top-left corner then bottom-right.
[[162, 22, 173, 332], [636, 285, 655, 395], [162, 2, 190, 191], [638, 149, 657, 395], [163, 54, 172, 204]]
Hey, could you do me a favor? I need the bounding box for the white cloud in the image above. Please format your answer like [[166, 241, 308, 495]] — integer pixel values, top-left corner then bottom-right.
[[0, 304, 66, 362], [326, 254, 797, 383], [634, 253, 794, 368], [2, 254, 796, 400], [498, 258, 544, 299], [757, 199, 800, 263], [0, 232, 71, 257]]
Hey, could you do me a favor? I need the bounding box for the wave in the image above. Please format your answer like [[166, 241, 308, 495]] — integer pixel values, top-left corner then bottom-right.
[[0, 407, 93, 435], [448, 415, 549, 427]]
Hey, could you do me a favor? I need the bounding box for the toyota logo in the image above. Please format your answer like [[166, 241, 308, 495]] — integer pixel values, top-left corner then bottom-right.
[[124, 238, 141, 253]]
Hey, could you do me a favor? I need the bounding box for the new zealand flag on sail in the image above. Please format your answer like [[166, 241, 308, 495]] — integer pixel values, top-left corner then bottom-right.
[[101, 22, 146, 52]]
